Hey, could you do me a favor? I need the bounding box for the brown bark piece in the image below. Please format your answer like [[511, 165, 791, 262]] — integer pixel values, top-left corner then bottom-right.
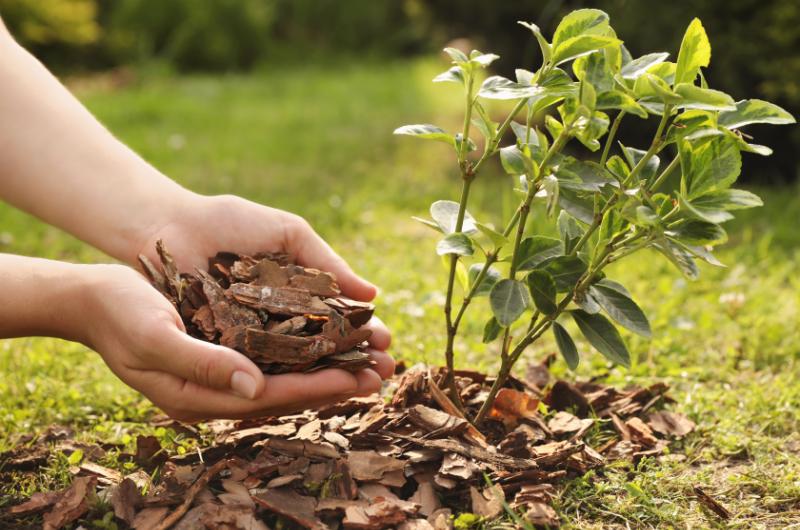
[[156, 240, 184, 301], [693, 485, 732, 520], [290, 270, 341, 297], [8, 491, 62, 516], [152, 459, 228, 530], [347, 450, 405, 481], [110, 478, 141, 526], [252, 258, 289, 287], [227, 283, 329, 316], [648, 411, 695, 438], [469, 484, 504, 519], [42, 476, 96, 530], [221, 326, 337, 363], [251, 488, 327, 530], [625, 417, 659, 447]]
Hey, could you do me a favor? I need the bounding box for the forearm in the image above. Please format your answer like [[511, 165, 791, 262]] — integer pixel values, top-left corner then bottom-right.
[[0, 254, 94, 343], [0, 25, 195, 265]]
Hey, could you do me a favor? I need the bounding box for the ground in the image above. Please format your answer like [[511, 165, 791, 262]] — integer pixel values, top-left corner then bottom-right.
[[0, 58, 798, 529]]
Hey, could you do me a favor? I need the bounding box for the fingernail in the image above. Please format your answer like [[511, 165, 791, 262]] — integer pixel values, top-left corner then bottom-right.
[[231, 371, 257, 399]]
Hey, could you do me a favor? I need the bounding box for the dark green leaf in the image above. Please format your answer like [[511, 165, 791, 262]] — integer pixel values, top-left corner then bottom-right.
[[552, 322, 580, 370], [483, 317, 502, 343], [542, 255, 588, 292], [436, 232, 475, 256], [515, 236, 563, 270], [490, 279, 531, 326], [571, 310, 631, 367], [558, 211, 585, 254], [621, 146, 660, 182], [500, 145, 529, 175], [558, 188, 595, 224], [718, 99, 796, 129], [652, 239, 699, 280], [526, 270, 557, 315], [468, 263, 502, 297], [590, 281, 652, 337], [668, 220, 727, 245]]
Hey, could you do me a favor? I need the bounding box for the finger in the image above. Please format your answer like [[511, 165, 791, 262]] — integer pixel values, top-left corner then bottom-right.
[[364, 316, 391, 351], [352, 368, 382, 397], [131, 367, 362, 420], [366, 349, 395, 380], [149, 326, 266, 399], [285, 218, 377, 301]]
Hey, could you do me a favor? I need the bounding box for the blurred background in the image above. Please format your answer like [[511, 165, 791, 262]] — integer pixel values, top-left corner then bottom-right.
[[1, 4, 798, 523], [1, 0, 798, 183]]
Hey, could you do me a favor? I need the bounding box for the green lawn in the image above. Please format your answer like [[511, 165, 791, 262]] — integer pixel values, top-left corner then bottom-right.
[[1, 57, 799, 528]]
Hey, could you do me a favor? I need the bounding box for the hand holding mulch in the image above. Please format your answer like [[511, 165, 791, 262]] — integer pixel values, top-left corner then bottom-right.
[[139, 240, 377, 374]]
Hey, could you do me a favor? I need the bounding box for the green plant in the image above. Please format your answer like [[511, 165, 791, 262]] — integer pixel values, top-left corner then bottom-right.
[[394, 9, 795, 424]]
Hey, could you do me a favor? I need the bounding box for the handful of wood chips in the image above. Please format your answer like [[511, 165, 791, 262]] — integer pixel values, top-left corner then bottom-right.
[[138, 240, 376, 374]]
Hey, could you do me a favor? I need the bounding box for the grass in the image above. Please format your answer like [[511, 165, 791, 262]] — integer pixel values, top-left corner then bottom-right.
[[1, 57, 799, 528]]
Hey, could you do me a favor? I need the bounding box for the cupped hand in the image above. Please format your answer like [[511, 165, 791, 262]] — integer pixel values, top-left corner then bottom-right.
[[78, 263, 393, 422]]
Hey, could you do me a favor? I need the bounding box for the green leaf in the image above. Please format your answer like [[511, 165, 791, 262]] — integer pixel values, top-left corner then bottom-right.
[[475, 222, 509, 250], [652, 239, 699, 280], [430, 200, 478, 234], [518, 21, 552, 63], [67, 448, 84, 465], [552, 9, 610, 49], [411, 216, 443, 233], [552, 35, 621, 66], [674, 84, 736, 111], [436, 232, 475, 256], [490, 279, 531, 327], [635, 205, 659, 226], [680, 189, 761, 223], [573, 51, 614, 93], [526, 270, 558, 315], [555, 158, 617, 192], [596, 91, 648, 118], [599, 208, 626, 241], [571, 310, 631, 367], [668, 219, 727, 245], [478, 76, 543, 100], [470, 51, 500, 68], [515, 236, 563, 270], [621, 146, 660, 182], [679, 135, 742, 199], [500, 145, 529, 175], [468, 263, 502, 297], [633, 73, 682, 104], [542, 255, 588, 292], [620, 52, 670, 80], [443, 47, 469, 63], [590, 280, 652, 337], [718, 99, 796, 129], [558, 210, 585, 254], [552, 321, 580, 370], [433, 66, 465, 85], [456, 259, 469, 290], [394, 124, 455, 146], [483, 317, 502, 343], [675, 18, 711, 85], [558, 188, 595, 225]]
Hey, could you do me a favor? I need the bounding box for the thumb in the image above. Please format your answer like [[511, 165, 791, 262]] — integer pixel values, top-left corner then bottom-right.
[[157, 327, 265, 399], [285, 217, 377, 301]]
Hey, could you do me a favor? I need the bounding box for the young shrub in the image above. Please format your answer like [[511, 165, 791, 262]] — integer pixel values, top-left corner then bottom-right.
[[394, 10, 795, 424]]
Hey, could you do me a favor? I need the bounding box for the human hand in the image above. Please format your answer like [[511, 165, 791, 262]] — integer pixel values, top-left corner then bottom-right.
[[76, 263, 392, 421]]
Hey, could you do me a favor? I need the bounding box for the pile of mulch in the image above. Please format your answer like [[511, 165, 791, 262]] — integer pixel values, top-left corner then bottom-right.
[[2, 361, 695, 529], [138, 240, 376, 374]]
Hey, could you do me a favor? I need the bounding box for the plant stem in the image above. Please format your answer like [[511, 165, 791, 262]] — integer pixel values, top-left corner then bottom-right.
[[648, 155, 679, 192], [600, 111, 625, 167], [474, 107, 675, 424]]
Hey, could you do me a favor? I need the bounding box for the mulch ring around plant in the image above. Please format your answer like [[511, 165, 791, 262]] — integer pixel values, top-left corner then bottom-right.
[[2, 361, 696, 529]]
